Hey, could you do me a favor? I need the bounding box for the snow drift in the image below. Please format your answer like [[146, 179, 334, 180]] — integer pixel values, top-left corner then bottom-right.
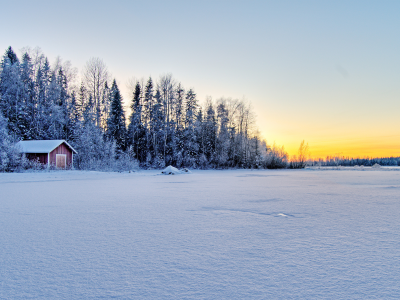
[[161, 165, 182, 175]]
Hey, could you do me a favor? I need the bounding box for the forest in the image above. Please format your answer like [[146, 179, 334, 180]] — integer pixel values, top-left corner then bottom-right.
[[1, 46, 398, 172], [0, 46, 290, 172]]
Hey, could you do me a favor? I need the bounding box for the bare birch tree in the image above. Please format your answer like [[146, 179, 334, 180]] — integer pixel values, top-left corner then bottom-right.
[[157, 74, 176, 163], [290, 140, 310, 168], [83, 57, 109, 128]]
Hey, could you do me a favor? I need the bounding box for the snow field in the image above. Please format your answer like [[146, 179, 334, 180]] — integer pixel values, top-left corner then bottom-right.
[[1, 169, 400, 299]]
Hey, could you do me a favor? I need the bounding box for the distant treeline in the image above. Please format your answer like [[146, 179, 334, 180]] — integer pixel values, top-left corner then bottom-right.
[[0, 46, 291, 172], [311, 156, 400, 167]]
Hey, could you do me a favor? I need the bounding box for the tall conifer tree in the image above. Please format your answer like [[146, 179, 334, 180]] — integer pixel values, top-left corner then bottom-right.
[[127, 82, 145, 162], [107, 80, 126, 152], [0, 47, 23, 139]]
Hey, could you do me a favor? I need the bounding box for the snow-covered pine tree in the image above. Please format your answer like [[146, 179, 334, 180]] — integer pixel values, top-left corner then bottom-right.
[[83, 94, 94, 126], [195, 106, 206, 168], [127, 81, 146, 163], [0, 47, 24, 140], [149, 88, 165, 167], [107, 80, 126, 153], [68, 91, 80, 143], [143, 77, 154, 163], [183, 89, 198, 167], [34, 57, 52, 139], [175, 83, 184, 129], [216, 100, 230, 167], [57, 67, 70, 139], [203, 99, 217, 166], [75, 82, 86, 121], [19, 52, 35, 140], [46, 71, 64, 139], [173, 83, 185, 167]]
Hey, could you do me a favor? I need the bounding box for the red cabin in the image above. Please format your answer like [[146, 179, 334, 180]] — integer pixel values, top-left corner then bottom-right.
[[16, 140, 77, 169]]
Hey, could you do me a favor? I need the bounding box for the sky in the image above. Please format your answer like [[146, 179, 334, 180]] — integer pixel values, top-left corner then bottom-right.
[[1, 0, 399, 158]]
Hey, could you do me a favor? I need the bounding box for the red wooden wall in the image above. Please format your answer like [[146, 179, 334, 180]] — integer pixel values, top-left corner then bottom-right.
[[49, 143, 73, 168], [26, 153, 48, 164]]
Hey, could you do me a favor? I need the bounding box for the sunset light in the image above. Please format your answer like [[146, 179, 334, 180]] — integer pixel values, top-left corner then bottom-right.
[[2, 2, 400, 299]]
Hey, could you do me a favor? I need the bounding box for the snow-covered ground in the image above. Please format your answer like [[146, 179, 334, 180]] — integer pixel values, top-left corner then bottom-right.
[[1, 169, 400, 299]]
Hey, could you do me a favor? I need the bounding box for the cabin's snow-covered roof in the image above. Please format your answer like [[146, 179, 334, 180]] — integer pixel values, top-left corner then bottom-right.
[[16, 140, 77, 154]]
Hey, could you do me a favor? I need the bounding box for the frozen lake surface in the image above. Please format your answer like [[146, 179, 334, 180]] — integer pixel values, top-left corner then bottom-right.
[[1, 169, 400, 299]]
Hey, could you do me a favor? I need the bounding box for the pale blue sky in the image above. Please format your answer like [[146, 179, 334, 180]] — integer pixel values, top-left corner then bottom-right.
[[1, 0, 399, 156]]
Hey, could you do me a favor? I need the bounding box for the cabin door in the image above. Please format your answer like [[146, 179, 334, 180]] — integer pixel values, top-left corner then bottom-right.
[[56, 154, 66, 169]]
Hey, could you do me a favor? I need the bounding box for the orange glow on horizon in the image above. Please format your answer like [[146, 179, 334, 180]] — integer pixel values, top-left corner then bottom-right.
[[283, 137, 400, 160], [262, 128, 400, 160]]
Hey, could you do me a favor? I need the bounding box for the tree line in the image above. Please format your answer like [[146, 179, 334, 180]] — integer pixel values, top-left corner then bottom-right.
[[0, 46, 290, 171], [311, 156, 400, 167]]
